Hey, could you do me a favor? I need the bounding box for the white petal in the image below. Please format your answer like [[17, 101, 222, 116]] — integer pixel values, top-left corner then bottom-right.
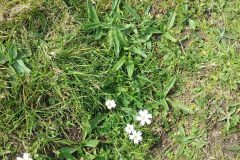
[[134, 139, 139, 144], [110, 100, 116, 107], [138, 110, 144, 115], [140, 120, 145, 126], [16, 157, 24, 160], [125, 128, 131, 134], [105, 100, 110, 105], [129, 134, 134, 140], [137, 131, 142, 136], [143, 109, 148, 115], [23, 153, 30, 159], [146, 113, 152, 119], [136, 116, 142, 121], [146, 118, 151, 124]]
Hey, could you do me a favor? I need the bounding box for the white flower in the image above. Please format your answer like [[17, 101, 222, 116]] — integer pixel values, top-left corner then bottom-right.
[[129, 130, 142, 144], [16, 153, 33, 160], [105, 99, 116, 109], [125, 124, 135, 134], [136, 109, 152, 126]]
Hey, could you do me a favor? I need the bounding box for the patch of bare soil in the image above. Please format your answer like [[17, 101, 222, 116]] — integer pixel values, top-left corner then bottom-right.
[[152, 65, 240, 159], [177, 69, 240, 159], [204, 126, 240, 160]]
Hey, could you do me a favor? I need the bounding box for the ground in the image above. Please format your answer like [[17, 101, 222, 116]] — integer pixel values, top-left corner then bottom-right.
[[0, 0, 239, 160]]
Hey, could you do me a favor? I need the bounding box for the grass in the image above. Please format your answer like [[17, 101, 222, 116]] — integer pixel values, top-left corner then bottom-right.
[[0, 0, 239, 159]]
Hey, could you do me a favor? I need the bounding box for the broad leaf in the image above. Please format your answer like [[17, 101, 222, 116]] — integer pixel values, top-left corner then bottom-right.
[[132, 46, 147, 58], [13, 59, 31, 74], [189, 19, 196, 30], [84, 22, 102, 30], [90, 114, 107, 130], [8, 43, 18, 62], [126, 63, 134, 78], [115, 27, 127, 46], [167, 11, 176, 30], [164, 77, 176, 96], [167, 99, 194, 114], [112, 0, 121, 14], [87, 0, 100, 22], [84, 140, 99, 148], [137, 75, 154, 83], [164, 32, 177, 42], [124, 2, 141, 20], [58, 147, 77, 160], [0, 52, 7, 64], [112, 56, 126, 71], [112, 29, 120, 57]]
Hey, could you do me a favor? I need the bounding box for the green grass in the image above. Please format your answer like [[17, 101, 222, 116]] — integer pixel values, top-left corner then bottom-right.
[[0, 0, 240, 159]]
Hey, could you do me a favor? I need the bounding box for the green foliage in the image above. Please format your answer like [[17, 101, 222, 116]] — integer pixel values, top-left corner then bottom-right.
[[0, 0, 240, 159]]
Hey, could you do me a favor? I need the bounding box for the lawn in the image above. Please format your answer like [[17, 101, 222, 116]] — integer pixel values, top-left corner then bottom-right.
[[0, 0, 239, 159]]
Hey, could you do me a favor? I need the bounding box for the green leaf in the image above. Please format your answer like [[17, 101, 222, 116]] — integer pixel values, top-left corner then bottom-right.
[[192, 140, 207, 149], [0, 53, 7, 64], [132, 46, 147, 58], [124, 2, 141, 20], [90, 114, 107, 130], [229, 107, 236, 115], [115, 27, 127, 46], [137, 75, 154, 84], [161, 98, 169, 112], [164, 32, 177, 42], [120, 107, 137, 116], [167, 99, 194, 114], [189, 19, 196, 30], [12, 59, 31, 74], [112, 29, 120, 57], [112, 27, 127, 57], [8, 43, 18, 62], [58, 147, 77, 160], [87, 0, 99, 22], [218, 115, 228, 121], [112, 0, 121, 13], [126, 63, 134, 78], [178, 124, 186, 136], [164, 77, 176, 96], [145, 27, 162, 35], [84, 140, 99, 148], [224, 34, 239, 40], [225, 118, 230, 131], [112, 56, 126, 71], [225, 145, 240, 152], [167, 11, 176, 30], [84, 22, 102, 30]]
